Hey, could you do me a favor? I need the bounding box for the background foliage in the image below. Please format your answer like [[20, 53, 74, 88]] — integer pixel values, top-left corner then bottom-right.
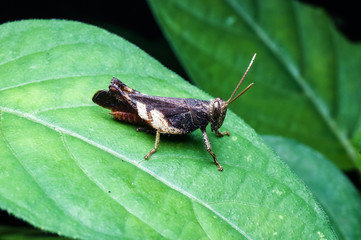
[[0, 1, 361, 239]]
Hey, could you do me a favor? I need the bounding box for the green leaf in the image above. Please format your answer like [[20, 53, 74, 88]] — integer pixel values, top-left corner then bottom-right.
[[147, 0, 361, 171], [0, 20, 336, 239], [263, 135, 361, 240]]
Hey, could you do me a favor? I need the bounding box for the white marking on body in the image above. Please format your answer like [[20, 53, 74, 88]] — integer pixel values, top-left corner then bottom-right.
[[150, 109, 167, 129], [150, 109, 182, 134], [136, 102, 150, 121], [137, 101, 182, 134]]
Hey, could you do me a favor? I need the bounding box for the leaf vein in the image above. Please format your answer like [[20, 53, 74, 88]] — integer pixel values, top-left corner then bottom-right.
[[34, 105, 96, 114], [0, 41, 122, 68], [190, 200, 214, 240], [0, 74, 111, 93]]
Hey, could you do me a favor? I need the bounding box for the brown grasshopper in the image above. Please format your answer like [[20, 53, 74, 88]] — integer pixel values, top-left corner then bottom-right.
[[93, 54, 256, 171]]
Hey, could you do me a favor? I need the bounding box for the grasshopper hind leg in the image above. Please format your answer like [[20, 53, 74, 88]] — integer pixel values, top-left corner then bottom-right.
[[145, 130, 160, 160]]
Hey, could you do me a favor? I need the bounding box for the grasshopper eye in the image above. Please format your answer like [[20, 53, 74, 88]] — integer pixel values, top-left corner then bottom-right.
[[213, 100, 221, 113]]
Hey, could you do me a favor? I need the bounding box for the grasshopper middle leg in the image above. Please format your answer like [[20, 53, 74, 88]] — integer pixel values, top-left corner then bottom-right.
[[145, 130, 160, 160]]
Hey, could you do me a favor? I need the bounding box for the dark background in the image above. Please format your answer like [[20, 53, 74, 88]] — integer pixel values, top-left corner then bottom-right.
[[0, 0, 360, 232]]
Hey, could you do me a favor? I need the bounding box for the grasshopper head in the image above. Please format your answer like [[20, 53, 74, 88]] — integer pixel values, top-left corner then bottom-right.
[[209, 98, 228, 132]]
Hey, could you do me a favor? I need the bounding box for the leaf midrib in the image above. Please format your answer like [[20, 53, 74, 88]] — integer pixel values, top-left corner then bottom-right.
[[0, 106, 252, 239], [224, 0, 358, 168]]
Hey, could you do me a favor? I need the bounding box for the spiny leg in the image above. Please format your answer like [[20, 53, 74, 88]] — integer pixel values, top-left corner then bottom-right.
[[215, 129, 230, 137], [202, 129, 223, 171], [145, 130, 160, 160]]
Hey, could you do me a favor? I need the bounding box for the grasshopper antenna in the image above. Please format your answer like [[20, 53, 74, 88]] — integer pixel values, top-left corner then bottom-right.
[[226, 53, 256, 105]]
